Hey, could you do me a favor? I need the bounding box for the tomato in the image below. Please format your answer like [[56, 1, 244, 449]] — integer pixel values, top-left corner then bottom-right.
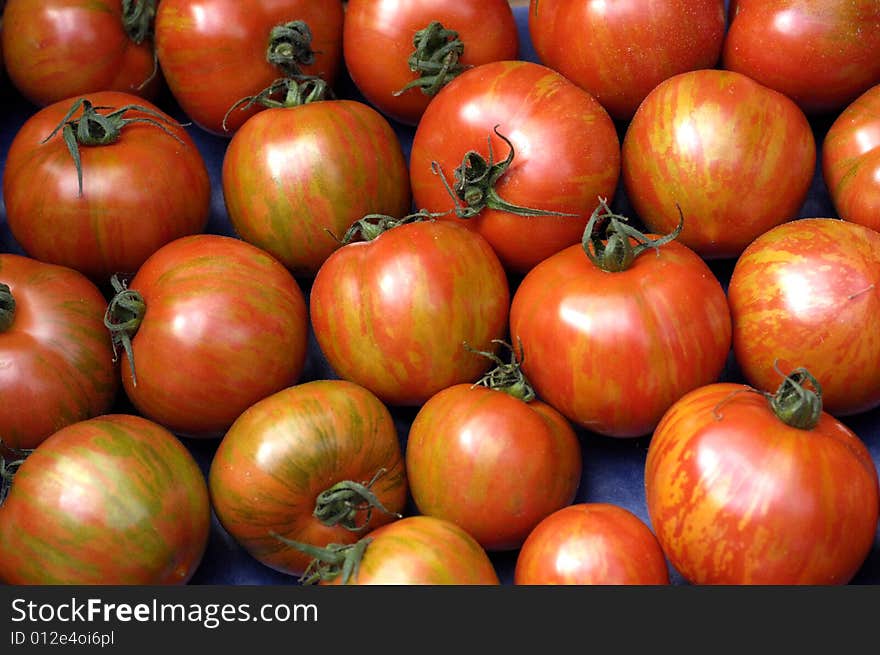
[[0, 414, 211, 584], [514, 503, 670, 585], [728, 217, 880, 417], [1, 0, 160, 107], [104, 234, 309, 437], [155, 0, 344, 135], [309, 215, 510, 407], [222, 94, 411, 277], [509, 202, 732, 438], [644, 373, 880, 584], [822, 84, 880, 232], [343, 0, 519, 126], [409, 59, 620, 274], [405, 349, 582, 551], [2, 91, 211, 284], [209, 379, 407, 577], [622, 69, 816, 259], [528, 0, 725, 121], [723, 0, 880, 116], [0, 254, 117, 450]]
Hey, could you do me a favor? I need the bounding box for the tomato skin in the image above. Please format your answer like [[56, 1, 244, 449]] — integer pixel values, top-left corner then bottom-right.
[[409, 60, 621, 274], [155, 0, 344, 136], [2, 91, 211, 283], [723, 0, 880, 116], [0, 414, 211, 585], [209, 380, 407, 577], [310, 220, 510, 407], [118, 234, 308, 437], [1, 0, 160, 107], [822, 84, 880, 232], [343, 0, 519, 126], [0, 254, 117, 450], [514, 503, 670, 585], [644, 382, 880, 585], [728, 218, 880, 417], [509, 238, 732, 438], [405, 384, 582, 551], [622, 69, 816, 259], [528, 0, 725, 121], [222, 100, 411, 277]]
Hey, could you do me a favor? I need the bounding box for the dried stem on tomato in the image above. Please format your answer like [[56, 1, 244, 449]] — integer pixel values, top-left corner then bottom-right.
[[103, 274, 146, 387], [393, 21, 467, 97], [271, 531, 372, 585], [466, 339, 536, 402], [313, 468, 402, 532]]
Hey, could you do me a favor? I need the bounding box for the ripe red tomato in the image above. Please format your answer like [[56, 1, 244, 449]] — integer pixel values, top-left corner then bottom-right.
[[0, 254, 117, 450], [622, 69, 816, 259], [528, 0, 725, 120], [155, 0, 344, 135], [2, 91, 211, 283], [105, 234, 309, 437], [1, 0, 161, 107], [309, 216, 510, 407], [723, 0, 880, 115], [343, 0, 519, 126], [222, 97, 411, 277], [409, 59, 621, 274], [514, 503, 670, 585], [645, 374, 880, 584], [0, 414, 211, 584], [822, 84, 880, 232], [728, 217, 880, 417]]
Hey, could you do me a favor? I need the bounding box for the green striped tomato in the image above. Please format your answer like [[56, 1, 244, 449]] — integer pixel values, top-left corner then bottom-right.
[[0, 414, 211, 584]]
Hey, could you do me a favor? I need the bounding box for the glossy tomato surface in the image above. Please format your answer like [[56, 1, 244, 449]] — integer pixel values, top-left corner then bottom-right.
[[0, 414, 211, 584]]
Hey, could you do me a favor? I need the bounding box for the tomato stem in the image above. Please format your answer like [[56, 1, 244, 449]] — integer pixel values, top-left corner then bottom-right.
[[267, 21, 316, 77], [393, 21, 467, 97], [120, 1, 159, 92], [221, 75, 332, 132], [0, 283, 15, 333], [270, 531, 372, 585], [103, 274, 146, 387], [466, 339, 536, 402], [313, 468, 402, 532], [767, 365, 823, 430], [0, 444, 32, 507], [339, 209, 448, 244]]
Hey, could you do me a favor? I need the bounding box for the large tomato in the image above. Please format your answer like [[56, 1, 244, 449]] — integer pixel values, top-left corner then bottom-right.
[[209, 379, 408, 577], [514, 503, 670, 585], [343, 0, 519, 126], [822, 84, 880, 232], [104, 234, 309, 437], [309, 215, 510, 407], [644, 373, 880, 584], [723, 0, 880, 115], [0, 254, 117, 450], [528, 0, 725, 120], [409, 59, 620, 274], [155, 0, 344, 135], [727, 217, 880, 417], [1, 0, 161, 107], [0, 414, 211, 584], [2, 91, 211, 284], [622, 69, 816, 259], [222, 95, 411, 277]]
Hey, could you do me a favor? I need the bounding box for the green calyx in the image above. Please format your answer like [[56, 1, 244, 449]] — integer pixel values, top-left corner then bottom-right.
[[0, 443, 33, 507], [267, 20, 316, 77], [41, 98, 186, 197], [393, 21, 467, 97], [313, 468, 402, 532], [271, 532, 372, 586], [339, 209, 447, 244], [121, 0, 157, 45], [221, 75, 333, 131], [103, 274, 146, 387], [0, 283, 15, 333], [467, 339, 536, 402], [767, 365, 823, 430], [583, 198, 683, 273]]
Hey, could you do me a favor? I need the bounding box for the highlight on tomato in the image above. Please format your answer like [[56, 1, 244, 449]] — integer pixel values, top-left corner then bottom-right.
[[645, 369, 880, 585], [209, 379, 408, 577]]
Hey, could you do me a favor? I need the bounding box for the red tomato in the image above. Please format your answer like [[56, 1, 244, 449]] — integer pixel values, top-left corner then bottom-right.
[[514, 503, 670, 585], [728, 217, 880, 417], [822, 84, 880, 232], [343, 0, 519, 126], [0, 414, 211, 584], [723, 0, 880, 115], [528, 0, 725, 120], [2, 91, 211, 283], [222, 97, 411, 277], [509, 203, 732, 438], [105, 234, 309, 437], [309, 216, 510, 407], [409, 59, 621, 274], [0, 254, 117, 450], [210, 380, 407, 577], [622, 69, 816, 259], [155, 0, 344, 135], [1, 0, 161, 107], [645, 375, 880, 584]]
